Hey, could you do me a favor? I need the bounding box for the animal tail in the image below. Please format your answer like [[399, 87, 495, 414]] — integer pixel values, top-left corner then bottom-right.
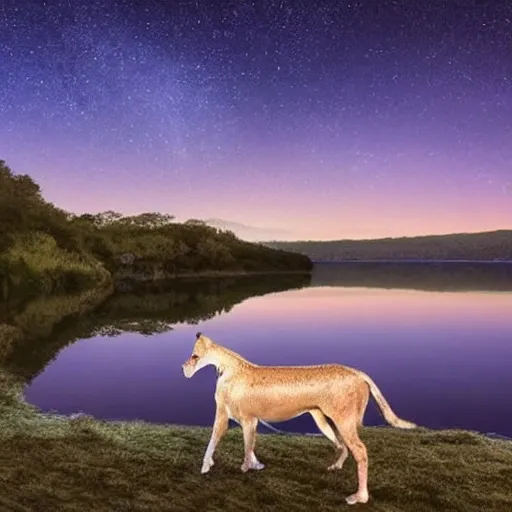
[[358, 371, 417, 429]]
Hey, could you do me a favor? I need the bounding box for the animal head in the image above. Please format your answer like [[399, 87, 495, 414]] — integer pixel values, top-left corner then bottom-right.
[[182, 332, 214, 378]]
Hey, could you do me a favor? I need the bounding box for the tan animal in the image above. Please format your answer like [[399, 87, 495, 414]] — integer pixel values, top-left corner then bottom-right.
[[182, 332, 417, 506]]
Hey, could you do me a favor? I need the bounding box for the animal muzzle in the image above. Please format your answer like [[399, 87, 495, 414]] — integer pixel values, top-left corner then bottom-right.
[[182, 361, 194, 378]]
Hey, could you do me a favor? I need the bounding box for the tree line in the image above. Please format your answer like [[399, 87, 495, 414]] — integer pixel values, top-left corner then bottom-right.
[[264, 230, 512, 261], [0, 160, 312, 298]]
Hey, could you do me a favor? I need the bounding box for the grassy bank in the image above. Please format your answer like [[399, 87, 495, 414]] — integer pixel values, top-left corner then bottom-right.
[[0, 375, 511, 512]]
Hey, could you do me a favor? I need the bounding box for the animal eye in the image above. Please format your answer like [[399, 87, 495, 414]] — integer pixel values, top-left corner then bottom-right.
[[191, 354, 199, 360]]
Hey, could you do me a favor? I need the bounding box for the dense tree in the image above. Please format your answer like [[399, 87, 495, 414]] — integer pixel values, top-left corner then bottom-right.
[[184, 218, 206, 226], [0, 160, 312, 299], [117, 212, 175, 229]]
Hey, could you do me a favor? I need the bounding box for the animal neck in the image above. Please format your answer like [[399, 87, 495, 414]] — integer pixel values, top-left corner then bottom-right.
[[211, 344, 252, 378]]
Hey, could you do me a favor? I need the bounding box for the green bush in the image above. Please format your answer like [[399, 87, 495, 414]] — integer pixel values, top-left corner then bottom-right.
[[1, 233, 110, 296]]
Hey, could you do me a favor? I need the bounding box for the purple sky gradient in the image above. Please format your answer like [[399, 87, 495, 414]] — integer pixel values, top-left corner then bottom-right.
[[1, 0, 511, 239]]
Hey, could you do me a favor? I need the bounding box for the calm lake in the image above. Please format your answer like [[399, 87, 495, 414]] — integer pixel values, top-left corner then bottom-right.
[[22, 262, 512, 437]]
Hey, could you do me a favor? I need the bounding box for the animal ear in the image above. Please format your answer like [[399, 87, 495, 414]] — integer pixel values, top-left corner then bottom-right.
[[197, 333, 212, 347]]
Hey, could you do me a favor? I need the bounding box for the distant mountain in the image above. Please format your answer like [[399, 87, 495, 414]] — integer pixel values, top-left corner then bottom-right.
[[262, 230, 512, 261], [203, 218, 295, 242]]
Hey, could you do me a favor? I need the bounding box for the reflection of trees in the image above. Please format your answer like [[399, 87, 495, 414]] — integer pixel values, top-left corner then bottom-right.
[[93, 319, 175, 337], [2, 274, 311, 381], [4, 261, 510, 384], [311, 261, 512, 291]]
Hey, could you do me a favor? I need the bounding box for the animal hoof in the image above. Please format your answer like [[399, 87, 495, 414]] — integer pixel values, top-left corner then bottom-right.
[[241, 461, 265, 472], [327, 463, 343, 471], [201, 459, 214, 474], [345, 492, 369, 505]]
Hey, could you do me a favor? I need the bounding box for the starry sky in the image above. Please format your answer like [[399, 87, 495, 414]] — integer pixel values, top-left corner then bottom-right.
[[1, 0, 511, 240]]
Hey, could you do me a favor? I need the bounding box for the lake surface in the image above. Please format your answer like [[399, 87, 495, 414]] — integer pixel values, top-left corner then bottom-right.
[[22, 262, 512, 437]]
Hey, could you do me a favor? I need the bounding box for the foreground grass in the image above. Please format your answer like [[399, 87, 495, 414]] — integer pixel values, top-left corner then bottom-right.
[[1, 380, 511, 512]]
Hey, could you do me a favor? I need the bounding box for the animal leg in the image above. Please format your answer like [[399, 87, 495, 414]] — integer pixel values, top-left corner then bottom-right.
[[325, 408, 369, 505], [310, 409, 349, 471], [240, 417, 265, 472], [321, 382, 371, 504], [338, 423, 369, 505], [201, 405, 229, 474]]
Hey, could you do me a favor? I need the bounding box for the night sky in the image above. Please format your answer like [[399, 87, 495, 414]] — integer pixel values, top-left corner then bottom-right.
[[1, 0, 511, 240]]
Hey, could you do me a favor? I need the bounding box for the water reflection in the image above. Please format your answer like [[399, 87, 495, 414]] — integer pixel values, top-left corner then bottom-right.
[[2, 273, 310, 380], [15, 262, 512, 438]]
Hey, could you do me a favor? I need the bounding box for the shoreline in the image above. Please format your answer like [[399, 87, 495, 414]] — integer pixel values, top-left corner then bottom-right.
[[114, 268, 312, 281], [29, 407, 512, 443]]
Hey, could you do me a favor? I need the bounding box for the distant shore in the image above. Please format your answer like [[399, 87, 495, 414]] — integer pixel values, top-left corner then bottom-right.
[[264, 229, 512, 262]]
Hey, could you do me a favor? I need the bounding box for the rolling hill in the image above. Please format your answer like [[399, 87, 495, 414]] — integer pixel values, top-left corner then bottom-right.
[[262, 230, 512, 261]]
